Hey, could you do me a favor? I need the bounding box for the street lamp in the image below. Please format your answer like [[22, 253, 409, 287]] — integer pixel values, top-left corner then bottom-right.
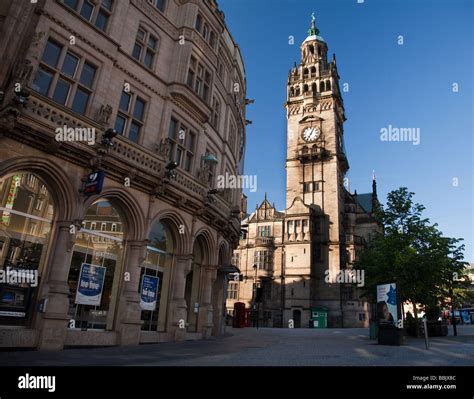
[[252, 263, 258, 328]]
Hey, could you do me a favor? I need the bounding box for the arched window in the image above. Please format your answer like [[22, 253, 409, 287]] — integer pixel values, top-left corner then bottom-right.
[[67, 200, 124, 330], [310, 67, 316, 77], [295, 86, 301, 96], [326, 80, 331, 91], [195, 14, 202, 32], [290, 87, 295, 97], [303, 68, 309, 78], [312, 83, 317, 92], [309, 45, 314, 54], [202, 23, 209, 40], [320, 81, 325, 92], [0, 173, 55, 327], [303, 84, 309, 93], [140, 220, 176, 332]]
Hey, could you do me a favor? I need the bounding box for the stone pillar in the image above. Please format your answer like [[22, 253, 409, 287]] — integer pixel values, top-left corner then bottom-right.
[[198, 266, 217, 339], [116, 240, 146, 346], [37, 221, 75, 351], [169, 255, 192, 341], [212, 272, 226, 336]]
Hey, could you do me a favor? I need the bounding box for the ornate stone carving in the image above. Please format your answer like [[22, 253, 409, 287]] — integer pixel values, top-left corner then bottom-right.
[[96, 104, 112, 125], [156, 138, 170, 158]]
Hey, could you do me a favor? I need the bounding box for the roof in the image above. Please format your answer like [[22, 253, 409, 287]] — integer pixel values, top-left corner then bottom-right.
[[303, 34, 325, 44], [356, 193, 374, 213]]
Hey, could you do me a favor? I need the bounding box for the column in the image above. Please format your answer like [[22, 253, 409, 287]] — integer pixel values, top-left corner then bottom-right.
[[169, 255, 192, 341], [37, 221, 75, 351], [116, 240, 147, 346], [198, 266, 217, 338]]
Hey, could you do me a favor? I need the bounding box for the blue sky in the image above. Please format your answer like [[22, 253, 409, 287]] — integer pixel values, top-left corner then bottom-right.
[[219, 0, 473, 261]]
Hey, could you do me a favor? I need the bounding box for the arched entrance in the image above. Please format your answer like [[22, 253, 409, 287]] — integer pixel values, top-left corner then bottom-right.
[[185, 235, 208, 333], [0, 172, 55, 326], [140, 220, 175, 332], [66, 200, 125, 330]]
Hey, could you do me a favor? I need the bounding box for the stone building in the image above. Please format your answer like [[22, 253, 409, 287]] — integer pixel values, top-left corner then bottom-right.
[[0, 0, 247, 349], [227, 16, 380, 328]]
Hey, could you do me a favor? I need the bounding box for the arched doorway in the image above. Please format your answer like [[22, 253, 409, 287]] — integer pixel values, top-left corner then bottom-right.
[[140, 220, 175, 332], [66, 200, 125, 330], [0, 172, 55, 326], [185, 235, 207, 333], [293, 309, 301, 328]]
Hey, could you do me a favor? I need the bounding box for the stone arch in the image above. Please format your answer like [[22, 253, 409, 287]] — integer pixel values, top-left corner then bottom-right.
[[303, 84, 309, 93], [310, 66, 316, 77], [148, 209, 190, 255], [83, 187, 146, 241], [0, 156, 77, 221], [320, 81, 325, 92], [303, 68, 309, 78], [192, 228, 215, 265], [311, 82, 317, 92], [326, 80, 331, 91], [217, 239, 230, 265]]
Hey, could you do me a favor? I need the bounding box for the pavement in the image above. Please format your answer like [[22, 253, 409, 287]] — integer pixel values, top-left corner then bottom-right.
[[0, 325, 473, 366]]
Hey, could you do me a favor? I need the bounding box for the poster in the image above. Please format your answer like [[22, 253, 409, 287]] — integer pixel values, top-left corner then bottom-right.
[[75, 263, 106, 306], [376, 283, 399, 326], [140, 274, 159, 311]]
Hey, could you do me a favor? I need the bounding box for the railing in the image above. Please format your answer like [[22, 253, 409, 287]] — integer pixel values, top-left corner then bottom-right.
[[255, 236, 275, 247]]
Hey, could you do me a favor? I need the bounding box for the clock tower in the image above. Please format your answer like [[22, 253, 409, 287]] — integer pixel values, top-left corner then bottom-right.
[[284, 14, 349, 326]]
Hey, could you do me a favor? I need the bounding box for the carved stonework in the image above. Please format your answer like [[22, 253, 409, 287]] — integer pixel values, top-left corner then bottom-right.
[[156, 138, 170, 158], [14, 59, 34, 88], [96, 104, 112, 126]]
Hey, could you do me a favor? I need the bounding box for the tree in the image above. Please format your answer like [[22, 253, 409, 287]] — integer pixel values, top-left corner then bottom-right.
[[355, 187, 469, 335]]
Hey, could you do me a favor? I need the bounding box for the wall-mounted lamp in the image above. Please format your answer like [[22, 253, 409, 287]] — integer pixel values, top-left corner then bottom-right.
[[201, 153, 219, 165]]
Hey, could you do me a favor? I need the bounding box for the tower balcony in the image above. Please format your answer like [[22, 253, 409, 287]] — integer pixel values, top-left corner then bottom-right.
[[296, 146, 331, 163], [255, 236, 275, 247]]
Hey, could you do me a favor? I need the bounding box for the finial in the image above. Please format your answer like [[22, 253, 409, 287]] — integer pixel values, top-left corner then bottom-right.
[[308, 12, 320, 37]]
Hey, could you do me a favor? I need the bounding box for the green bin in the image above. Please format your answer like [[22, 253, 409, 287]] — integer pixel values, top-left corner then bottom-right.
[[310, 307, 327, 328]]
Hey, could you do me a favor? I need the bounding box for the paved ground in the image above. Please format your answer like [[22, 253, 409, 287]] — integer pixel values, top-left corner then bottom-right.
[[0, 325, 473, 366]]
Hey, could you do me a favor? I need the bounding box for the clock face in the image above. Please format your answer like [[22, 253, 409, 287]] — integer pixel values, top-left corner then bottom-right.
[[302, 127, 320, 142]]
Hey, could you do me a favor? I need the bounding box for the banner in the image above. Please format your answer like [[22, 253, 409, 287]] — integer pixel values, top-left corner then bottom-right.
[[376, 282, 399, 326], [75, 263, 106, 306], [140, 274, 159, 311]]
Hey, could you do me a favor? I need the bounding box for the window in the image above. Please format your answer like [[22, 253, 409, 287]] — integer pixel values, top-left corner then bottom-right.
[[209, 31, 216, 49], [186, 56, 211, 102], [114, 90, 146, 143], [167, 117, 195, 172], [257, 226, 271, 237], [231, 252, 240, 268], [211, 96, 220, 129], [132, 27, 158, 69], [32, 38, 96, 115], [147, 0, 165, 11], [35, 199, 44, 211], [63, 0, 113, 32], [359, 313, 366, 322], [195, 14, 202, 31], [228, 282, 239, 300], [101, 223, 106, 231], [254, 250, 272, 271], [303, 181, 320, 193], [111, 223, 117, 232], [202, 23, 209, 40]]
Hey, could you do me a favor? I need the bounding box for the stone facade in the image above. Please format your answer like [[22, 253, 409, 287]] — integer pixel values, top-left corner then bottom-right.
[[226, 17, 380, 328], [0, 0, 247, 349]]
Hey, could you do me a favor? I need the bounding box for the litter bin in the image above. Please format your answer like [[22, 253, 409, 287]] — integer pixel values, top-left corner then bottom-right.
[[369, 319, 378, 339], [310, 307, 327, 328]]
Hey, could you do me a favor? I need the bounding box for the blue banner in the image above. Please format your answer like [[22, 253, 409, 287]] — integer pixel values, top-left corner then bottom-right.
[[140, 275, 159, 311], [75, 263, 106, 306]]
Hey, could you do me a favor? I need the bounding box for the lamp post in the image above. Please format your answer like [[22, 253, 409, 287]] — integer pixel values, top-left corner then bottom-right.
[[449, 286, 457, 337], [252, 264, 258, 328]]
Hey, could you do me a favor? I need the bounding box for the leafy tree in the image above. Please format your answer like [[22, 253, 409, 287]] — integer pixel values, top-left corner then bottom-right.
[[355, 188, 469, 335]]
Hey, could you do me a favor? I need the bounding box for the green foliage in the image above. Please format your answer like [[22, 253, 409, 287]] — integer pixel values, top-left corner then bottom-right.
[[355, 187, 469, 316]]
